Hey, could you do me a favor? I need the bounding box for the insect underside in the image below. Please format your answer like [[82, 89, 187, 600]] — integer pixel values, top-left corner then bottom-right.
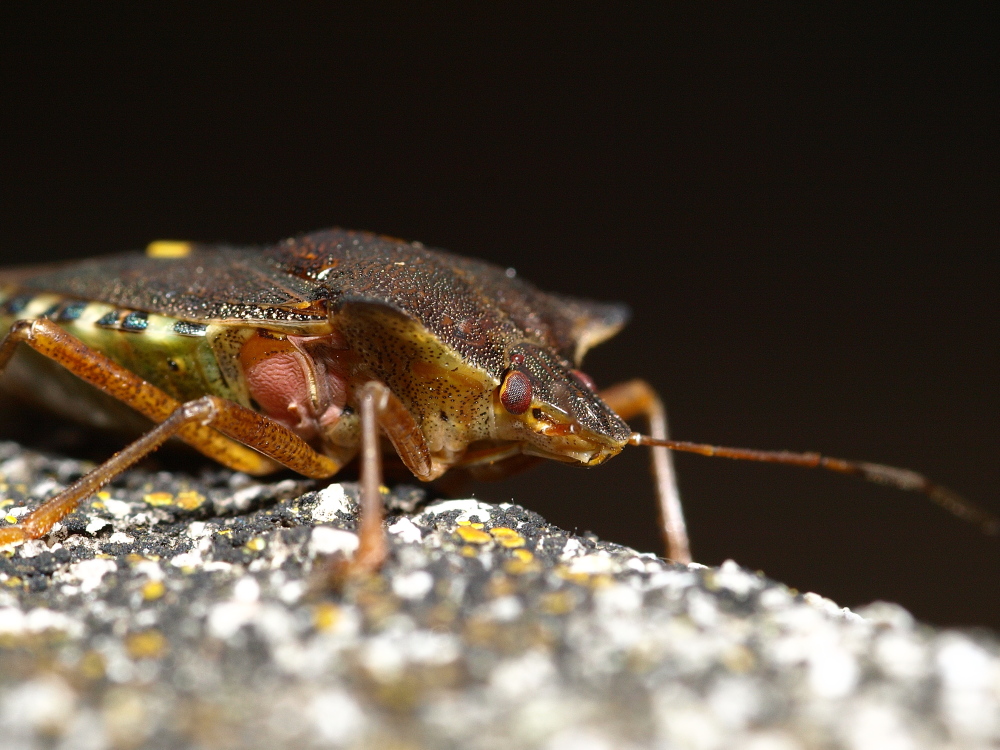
[[0, 229, 993, 573]]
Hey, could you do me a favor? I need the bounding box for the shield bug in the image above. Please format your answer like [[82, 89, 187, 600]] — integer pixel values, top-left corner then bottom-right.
[[0, 228, 994, 569]]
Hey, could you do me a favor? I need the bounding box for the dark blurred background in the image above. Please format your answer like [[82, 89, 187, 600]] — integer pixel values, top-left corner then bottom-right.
[[2, 5, 998, 628]]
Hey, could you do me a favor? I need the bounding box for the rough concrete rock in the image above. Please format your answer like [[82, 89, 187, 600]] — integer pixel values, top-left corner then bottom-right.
[[0, 440, 997, 750]]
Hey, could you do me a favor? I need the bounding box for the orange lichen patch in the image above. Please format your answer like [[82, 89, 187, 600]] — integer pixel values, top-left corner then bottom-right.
[[126, 629, 168, 660], [456, 520, 485, 529], [4, 515, 17, 524], [145, 240, 192, 258], [489, 527, 525, 548], [314, 603, 341, 631], [175, 491, 205, 510], [460, 545, 479, 557], [456, 526, 492, 544], [143, 492, 174, 507], [142, 580, 165, 601]]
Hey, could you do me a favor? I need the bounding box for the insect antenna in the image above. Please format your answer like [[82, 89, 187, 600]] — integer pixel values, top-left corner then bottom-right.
[[629, 434, 1000, 535]]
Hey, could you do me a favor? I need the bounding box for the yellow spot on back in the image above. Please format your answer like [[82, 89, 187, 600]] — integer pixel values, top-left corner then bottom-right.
[[146, 240, 192, 258]]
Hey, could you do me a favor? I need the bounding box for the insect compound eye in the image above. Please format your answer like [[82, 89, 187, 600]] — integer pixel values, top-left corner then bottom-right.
[[499, 369, 533, 415], [570, 369, 597, 392]]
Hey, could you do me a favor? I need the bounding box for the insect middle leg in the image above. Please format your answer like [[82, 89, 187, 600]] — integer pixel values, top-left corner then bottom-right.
[[599, 379, 690, 564]]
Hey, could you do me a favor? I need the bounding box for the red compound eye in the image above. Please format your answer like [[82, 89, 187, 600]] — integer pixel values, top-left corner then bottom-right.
[[500, 370, 533, 414], [570, 369, 597, 392]]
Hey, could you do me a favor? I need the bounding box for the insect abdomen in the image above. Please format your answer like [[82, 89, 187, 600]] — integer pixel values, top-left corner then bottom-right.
[[0, 288, 246, 407]]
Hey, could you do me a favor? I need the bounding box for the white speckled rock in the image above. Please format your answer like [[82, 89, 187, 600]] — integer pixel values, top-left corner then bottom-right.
[[0, 440, 996, 750]]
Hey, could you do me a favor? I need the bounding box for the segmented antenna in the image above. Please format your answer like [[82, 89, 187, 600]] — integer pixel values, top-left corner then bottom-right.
[[629, 434, 999, 535]]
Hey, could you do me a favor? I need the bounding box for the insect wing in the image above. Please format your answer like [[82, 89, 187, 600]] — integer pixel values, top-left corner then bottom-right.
[[17, 248, 327, 324]]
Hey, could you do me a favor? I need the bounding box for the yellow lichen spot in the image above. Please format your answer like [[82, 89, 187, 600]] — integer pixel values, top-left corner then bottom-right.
[[379, 485, 390, 495], [0, 499, 12, 508], [97, 491, 111, 501], [244, 537, 266, 552], [540, 590, 577, 615], [554, 565, 606, 587], [460, 545, 479, 557], [78, 650, 106, 680], [126, 629, 167, 660], [126, 554, 146, 565], [456, 519, 471, 527], [4, 576, 22, 587], [469, 522, 484, 529], [143, 492, 174, 507], [456, 526, 492, 544], [314, 602, 340, 631], [4, 515, 16, 524], [504, 556, 541, 575], [722, 644, 756, 674], [90, 501, 105, 510], [511, 549, 534, 563], [145, 240, 192, 258], [141, 580, 165, 601], [174, 491, 204, 510], [490, 527, 525, 548]]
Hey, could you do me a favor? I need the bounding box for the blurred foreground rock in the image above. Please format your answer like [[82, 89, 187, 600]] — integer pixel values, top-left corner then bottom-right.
[[0, 440, 997, 750]]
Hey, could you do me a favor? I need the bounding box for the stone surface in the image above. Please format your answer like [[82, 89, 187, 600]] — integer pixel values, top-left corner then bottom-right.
[[0, 440, 997, 749]]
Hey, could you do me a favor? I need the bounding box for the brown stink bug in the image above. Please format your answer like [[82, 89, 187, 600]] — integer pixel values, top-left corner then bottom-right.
[[0, 228, 994, 570]]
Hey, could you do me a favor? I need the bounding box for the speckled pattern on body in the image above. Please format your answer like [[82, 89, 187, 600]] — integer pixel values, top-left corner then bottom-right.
[[0, 440, 997, 750]]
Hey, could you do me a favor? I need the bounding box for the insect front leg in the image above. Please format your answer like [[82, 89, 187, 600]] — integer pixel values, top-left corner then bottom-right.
[[599, 379, 690, 564]]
